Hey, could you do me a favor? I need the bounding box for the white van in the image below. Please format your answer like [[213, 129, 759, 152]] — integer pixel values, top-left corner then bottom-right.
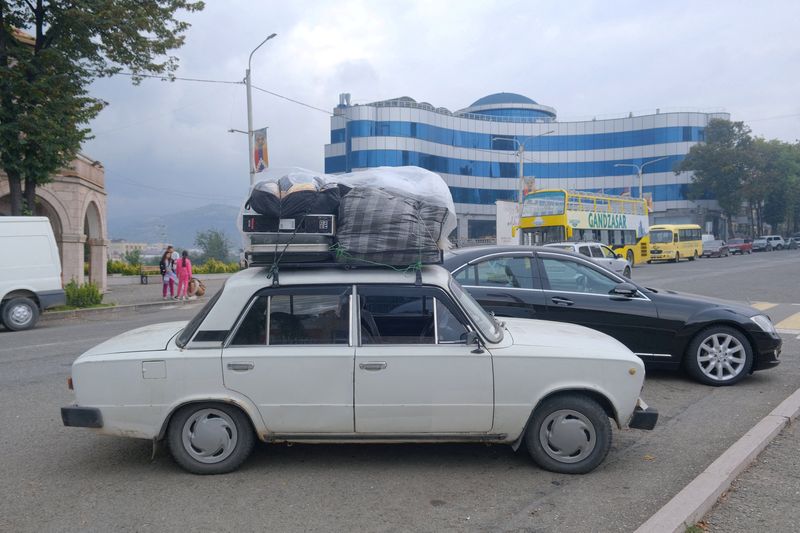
[[0, 217, 66, 330]]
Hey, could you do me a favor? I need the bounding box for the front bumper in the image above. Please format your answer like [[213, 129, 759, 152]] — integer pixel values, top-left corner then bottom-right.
[[61, 406, 103, 428], [752, 332, 782, 371], [629, 399, 658, 430]]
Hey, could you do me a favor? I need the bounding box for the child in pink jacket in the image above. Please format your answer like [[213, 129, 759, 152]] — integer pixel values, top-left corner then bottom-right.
[[175, 251, 193, 300]]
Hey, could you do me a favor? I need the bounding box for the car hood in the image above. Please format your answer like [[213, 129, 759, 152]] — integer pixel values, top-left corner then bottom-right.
[[645, 288, 758, 316], [78, 321, 189, 358], [500, 317, 636, 360]]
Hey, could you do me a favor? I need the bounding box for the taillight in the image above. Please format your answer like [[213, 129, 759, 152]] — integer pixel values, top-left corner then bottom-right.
[[67, 377, 73, 390]]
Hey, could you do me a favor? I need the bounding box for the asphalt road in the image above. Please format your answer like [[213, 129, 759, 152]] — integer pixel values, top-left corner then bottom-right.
[[1, 252, 798, 532]]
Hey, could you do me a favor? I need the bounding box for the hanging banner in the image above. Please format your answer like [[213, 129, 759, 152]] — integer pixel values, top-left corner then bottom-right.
[[253, 127, 269, 173]]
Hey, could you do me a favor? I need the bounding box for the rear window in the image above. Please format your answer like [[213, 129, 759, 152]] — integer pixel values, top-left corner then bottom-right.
[[176, 285, 225, 348]]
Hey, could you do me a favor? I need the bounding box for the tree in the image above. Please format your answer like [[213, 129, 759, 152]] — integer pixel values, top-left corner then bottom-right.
[[123, 248, 142, 266], [195, 229, 231, 263], [0, 1, 204, 215], [677, 119, 754, 236]]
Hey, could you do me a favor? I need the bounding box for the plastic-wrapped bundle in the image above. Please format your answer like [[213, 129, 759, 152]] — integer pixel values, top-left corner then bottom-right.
[[247, 168, 338, 218], [332, 167, 456, 265], [331, 166, 457, 251]]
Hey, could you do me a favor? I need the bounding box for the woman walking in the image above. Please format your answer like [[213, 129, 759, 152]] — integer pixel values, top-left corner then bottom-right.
[[175, 250, 193, 301], [160, 248, 178, 300]]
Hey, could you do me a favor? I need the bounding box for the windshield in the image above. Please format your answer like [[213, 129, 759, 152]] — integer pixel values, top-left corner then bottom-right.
[[708, 240, 723, 247], [176, 283, 225, 348], [649, 230, 673, 244], [448, 278, 502, 343], [521, 191, 565, 217]]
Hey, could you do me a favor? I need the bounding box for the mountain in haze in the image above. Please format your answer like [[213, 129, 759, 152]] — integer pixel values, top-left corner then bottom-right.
[[108, 204, 243, 249]]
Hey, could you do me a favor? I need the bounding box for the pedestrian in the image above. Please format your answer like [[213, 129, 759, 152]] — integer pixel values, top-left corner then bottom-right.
[[175, 250, 193, 301], [160, 246, 178, 300]]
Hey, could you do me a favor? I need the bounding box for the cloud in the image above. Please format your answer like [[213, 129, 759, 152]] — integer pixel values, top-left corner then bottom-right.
[[81, 0, 800, 223]]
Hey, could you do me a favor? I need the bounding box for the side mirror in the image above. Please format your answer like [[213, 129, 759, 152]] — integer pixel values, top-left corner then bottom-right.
[[466, 331, 485, 354], [615, 253, 623, 259], [611, 282, 638, 297]]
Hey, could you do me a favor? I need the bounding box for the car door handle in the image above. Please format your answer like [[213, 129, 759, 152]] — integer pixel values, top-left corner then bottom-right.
[[227, 362, 254, 372], [551, 297, 574, 306], [359, 361, 387, 371]]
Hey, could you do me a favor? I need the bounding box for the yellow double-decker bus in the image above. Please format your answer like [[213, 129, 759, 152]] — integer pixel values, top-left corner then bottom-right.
[[517, 189, 650, 265], [647, 224, 703, 262]]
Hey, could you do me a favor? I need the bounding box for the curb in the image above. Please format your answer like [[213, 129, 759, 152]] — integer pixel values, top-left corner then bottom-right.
[[41, 300, 197, 322], [634, 387, 800, 533]]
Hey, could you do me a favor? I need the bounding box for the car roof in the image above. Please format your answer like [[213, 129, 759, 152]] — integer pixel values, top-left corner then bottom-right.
[[443, 245, 585, 266], [225, 263, 453, 289]]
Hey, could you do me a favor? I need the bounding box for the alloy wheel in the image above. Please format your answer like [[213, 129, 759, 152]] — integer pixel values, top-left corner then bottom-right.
[[696, 333, 747, 382]]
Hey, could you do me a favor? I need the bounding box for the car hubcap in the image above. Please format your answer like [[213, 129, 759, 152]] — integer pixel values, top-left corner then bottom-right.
[[539, 409, 596, 464], [697, 333, 746, 381], [181, 409, 238, 464], [9, 303, 33, 327]]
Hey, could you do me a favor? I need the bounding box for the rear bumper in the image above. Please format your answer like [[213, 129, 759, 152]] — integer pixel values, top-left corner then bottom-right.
[[38, 289, 66, 309], [61, 406, 103, 428], [629, 400, 658, 430]]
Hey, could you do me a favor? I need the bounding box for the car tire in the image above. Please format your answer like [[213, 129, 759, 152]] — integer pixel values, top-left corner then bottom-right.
[[684, 326, 753, 386], [167, 402, 256, 475], [776, 245, 783, 251], [525, 394, 612, 475], [747, 250, 752, 254], [689, 250, 698, 261], [626, 250, 634, 267], [623, 266, 631, 278], [1, 297, 40, 331], [673, 252, 680, 263]]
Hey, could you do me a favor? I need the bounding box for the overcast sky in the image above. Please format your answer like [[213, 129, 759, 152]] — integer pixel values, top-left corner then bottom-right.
[[84, 0, 800, 222]]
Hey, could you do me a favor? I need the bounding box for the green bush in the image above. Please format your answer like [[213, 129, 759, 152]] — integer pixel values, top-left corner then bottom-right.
[[107, 259, 140, 275], [194, 259, 240, 274], [65, 280, 104, 308]]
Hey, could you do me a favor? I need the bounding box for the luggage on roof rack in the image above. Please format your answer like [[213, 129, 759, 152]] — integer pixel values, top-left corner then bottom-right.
[[239, 166, 456, 269]]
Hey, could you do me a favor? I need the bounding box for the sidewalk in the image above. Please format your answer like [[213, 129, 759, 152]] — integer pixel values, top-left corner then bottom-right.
[[102, 274, 231, 306], [702, 421, 800, 531]]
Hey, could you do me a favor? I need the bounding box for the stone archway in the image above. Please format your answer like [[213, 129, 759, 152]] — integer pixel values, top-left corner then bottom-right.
[[0, 153, 107, 291], [83, 200, 107, 289]]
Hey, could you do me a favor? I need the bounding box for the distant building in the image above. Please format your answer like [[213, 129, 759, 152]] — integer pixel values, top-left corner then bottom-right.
[[108, 240, 147, 261], [324, 92, 729, 243]]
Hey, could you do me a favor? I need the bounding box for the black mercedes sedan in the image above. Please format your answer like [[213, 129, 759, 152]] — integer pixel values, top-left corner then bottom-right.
[[444, 246, 782, 386]]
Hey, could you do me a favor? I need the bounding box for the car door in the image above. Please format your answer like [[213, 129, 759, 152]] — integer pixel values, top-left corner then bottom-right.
[[589, 244, 616, 273], [536, 251, 670, 357], [354, 285, 494, 433], [452, 253, 544, 319], [598, 245, 625, 274], [222, 285, 355, 434]]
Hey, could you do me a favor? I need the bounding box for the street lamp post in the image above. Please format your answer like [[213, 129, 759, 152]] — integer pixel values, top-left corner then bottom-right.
[[491, 130, 554, 202], [614, 156, 668, 199], [246, 33, 277, 186]]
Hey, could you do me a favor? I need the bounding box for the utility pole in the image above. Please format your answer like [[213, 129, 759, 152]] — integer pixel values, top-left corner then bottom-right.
[[492, 130, 554, 202]]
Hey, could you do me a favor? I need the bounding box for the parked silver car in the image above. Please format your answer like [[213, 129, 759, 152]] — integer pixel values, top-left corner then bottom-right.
[[544, 242, 632, 278]]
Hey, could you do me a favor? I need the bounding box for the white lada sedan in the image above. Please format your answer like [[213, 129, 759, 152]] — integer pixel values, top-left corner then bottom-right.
[[62, 265, 657, 475]]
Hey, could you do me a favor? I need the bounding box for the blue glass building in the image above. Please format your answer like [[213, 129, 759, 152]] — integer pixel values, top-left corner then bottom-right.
[[324, 92, 729, 242]]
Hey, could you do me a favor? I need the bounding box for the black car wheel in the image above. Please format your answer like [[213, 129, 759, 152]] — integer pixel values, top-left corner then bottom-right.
[[167, 403, 256, 475], [525, 394, 611, 474], [626, 250, 634, 267], [673, 252, 680, 263], [623, 265, 631, 278], [684, 326, 753, 386]]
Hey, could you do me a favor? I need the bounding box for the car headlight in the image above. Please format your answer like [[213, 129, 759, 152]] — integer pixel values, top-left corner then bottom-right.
[[750, 314, 777, 334]]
